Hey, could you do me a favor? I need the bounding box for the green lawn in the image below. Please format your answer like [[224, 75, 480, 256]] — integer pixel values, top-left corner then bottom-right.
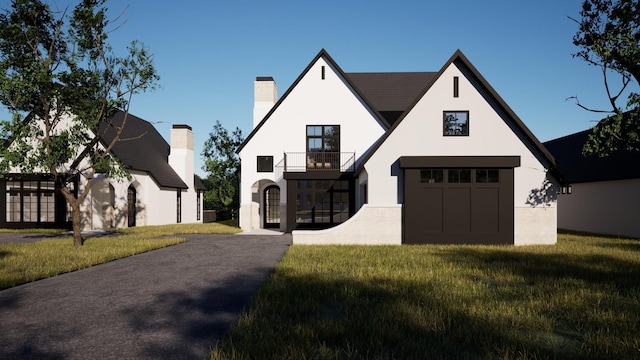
[[0, 222, 240, 290], [211, 232, 640, 360]]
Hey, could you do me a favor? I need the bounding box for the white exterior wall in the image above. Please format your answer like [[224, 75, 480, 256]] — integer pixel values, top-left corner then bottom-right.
[[558, 179, 640, 238], [239, 57, 386, 232], [360, 62, 556, 245], [168, 126, 201, 224]]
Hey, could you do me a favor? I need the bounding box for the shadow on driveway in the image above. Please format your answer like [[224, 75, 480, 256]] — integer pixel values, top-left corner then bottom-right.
[[0, 233, 291, 360]]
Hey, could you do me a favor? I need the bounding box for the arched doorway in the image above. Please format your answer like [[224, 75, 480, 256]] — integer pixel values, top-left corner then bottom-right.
[[127, 185, 136, 227], [263, 185, 280, 229]]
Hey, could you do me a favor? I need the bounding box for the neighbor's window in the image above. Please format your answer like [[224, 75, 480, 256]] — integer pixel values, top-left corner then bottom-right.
[[443, 111, 469, 136], [257, 155, 274, 172], [420, 169, 444, 183]]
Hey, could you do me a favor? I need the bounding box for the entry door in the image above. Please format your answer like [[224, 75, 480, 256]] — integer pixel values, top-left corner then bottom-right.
[[263, 185, 280, 228], [127, 185, 136, 227]]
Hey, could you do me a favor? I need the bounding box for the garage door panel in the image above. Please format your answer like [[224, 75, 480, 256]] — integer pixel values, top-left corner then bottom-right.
[[421, 188, 443, 233], [472, 187, 499, 233], [444, 188, 470, 233]]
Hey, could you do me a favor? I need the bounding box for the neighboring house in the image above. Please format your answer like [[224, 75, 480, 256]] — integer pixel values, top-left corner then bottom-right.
[[0, 111, 205, 230], [544, 130, 640, 238], [238, 49, 559, 245]]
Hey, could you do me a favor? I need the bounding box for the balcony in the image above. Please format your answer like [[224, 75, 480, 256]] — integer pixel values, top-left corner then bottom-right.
[[282, 152, 355, 172]]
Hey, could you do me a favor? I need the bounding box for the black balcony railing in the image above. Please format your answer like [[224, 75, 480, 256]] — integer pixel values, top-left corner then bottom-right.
[[283, 152, 355, 172]]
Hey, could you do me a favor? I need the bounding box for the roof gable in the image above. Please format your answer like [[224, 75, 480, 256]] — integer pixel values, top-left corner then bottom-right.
[[356, 50, 556, 174], [99, 111, 188, 189], [237, 49, 390, 153]]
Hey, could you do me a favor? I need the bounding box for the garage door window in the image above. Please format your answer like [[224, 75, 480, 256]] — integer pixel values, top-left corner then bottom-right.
[[420, 169, 443, 183], [448, 169, 471, 183], [476, 169, 500, 183]]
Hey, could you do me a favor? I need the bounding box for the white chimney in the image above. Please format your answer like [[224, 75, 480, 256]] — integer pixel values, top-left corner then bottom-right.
[[253, 77, 277, 128], [168, 124, 194, 185]]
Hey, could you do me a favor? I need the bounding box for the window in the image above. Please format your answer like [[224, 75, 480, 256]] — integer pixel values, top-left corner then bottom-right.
[[5, 180, 56, 223], [307, 125, 340, 153], [476, 169, 500, 183], [295, 179, 350, 226], [443, 111, 469, 136], [197, 191, 201, 220], [257, 156, 274, 172], [448, 169, 472, 183], [176, 190, 182, 223], [420, 169, 444, 183], [307, 125, 340, 169]]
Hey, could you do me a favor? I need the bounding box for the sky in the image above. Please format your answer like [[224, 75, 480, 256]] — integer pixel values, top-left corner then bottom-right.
[[2, 0, 638, 176]]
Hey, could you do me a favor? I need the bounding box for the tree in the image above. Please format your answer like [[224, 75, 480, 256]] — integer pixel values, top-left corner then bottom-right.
[[570, 0, 640, 156], [201, 120, 243, 220], [0, 0, 159, 246]]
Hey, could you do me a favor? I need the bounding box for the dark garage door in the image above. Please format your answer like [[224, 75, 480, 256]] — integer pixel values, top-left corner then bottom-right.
[[400, 157, 518, 245]]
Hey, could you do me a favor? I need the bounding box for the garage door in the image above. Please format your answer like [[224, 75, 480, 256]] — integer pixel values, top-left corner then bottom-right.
[[400, 156, 518, 245]]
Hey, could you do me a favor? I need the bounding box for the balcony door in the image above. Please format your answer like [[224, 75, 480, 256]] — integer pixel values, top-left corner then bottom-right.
[[306, 125, 340, 169]]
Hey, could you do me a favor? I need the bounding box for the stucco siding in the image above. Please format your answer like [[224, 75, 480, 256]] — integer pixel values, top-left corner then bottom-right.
[[558, 179, 640, 238], [515, 207, 557, 245], [239, 57, 386, 231]]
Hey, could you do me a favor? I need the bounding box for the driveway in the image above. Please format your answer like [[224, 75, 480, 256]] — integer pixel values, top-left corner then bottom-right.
[[0, 233, 292, 360]]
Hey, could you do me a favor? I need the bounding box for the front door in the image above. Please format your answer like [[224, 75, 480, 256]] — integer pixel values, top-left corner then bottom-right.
[[127, 185, 136, 227], [263, 185, 280, 228]]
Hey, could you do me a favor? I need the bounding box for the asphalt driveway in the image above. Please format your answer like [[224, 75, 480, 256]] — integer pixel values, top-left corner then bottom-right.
[[0, 233, 292, 360]]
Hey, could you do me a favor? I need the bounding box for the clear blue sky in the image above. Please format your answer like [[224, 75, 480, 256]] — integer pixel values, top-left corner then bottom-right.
[[3, 0, 638, 176]]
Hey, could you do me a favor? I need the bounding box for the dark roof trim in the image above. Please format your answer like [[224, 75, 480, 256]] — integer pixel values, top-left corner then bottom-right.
[[399, 156, 521, 169], [237, 49, 391, 153], [355, 50, 556, 175]]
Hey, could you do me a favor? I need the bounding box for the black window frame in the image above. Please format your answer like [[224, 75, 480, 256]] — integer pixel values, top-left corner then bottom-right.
[[306, 125, 340, 153], [443, 111, 469, 136], [257, 155, 274, 173]]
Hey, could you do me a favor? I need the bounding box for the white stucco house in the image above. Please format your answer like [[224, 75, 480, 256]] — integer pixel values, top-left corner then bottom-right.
[[238, 49, 559, 245], [1, 111, 205, 230], [544, 130, 640, 238]]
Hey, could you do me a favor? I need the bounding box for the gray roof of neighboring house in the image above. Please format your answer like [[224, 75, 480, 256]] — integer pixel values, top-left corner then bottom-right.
[[543, 129, 640, 184], [345, 72, 437, 126], [99, 111, 189, 189]]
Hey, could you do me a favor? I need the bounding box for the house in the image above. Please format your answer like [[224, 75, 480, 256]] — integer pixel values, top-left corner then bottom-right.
[[544, 130, 640, 238], [238, 49, 559, 245], [0, 111, 205, 230]]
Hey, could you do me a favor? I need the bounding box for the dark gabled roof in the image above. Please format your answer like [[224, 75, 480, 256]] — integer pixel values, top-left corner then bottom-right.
[[345, 72, 437, 126], [355, 50, 557, 175], [543, 129, 640, 184], [99, 111, 188, 189], [237, 49, 391, 153], [194, 174, 206, 191]]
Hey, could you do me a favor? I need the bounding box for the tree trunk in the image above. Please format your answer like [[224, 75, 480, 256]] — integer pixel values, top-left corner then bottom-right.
[[70, 200, 84, 247]]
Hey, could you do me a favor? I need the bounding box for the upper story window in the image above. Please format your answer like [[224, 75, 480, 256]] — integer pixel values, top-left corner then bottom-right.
[[257, 156, 274, 172], [307, 125, 340, 153], [443, 111, 469, 136]]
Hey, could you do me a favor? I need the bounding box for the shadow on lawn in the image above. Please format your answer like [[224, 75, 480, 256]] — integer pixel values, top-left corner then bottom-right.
[[213, 246, 640, 359]]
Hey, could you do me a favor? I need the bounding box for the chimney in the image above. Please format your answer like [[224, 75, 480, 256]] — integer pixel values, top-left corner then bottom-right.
[[168, 124, 194, 186], [253, 77, 277, 128]]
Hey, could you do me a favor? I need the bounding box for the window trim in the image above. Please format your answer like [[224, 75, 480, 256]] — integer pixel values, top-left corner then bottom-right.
[[443, 111, 469, 136]]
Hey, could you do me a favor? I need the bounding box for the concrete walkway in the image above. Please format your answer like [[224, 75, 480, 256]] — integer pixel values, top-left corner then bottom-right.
[[0, 233, 292, 360]]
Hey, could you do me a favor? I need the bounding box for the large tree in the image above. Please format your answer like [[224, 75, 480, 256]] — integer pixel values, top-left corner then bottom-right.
[[570, 0, 640, 156], [0, 0, 158, 246], [201, 120, 243, 220]]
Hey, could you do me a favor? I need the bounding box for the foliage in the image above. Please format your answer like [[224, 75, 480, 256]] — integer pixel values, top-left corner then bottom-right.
[[201, 120, 244, 220], [212, 233, 640, 359], [0, 0, 159, 246], [570, 0, 640, 156]]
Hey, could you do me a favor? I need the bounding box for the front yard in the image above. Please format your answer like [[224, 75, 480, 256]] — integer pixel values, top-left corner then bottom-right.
[[211, 232, 640, 359]]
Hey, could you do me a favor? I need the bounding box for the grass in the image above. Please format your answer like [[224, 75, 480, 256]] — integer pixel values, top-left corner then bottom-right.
[[211, 233, 640, 360], [0, 222, 241, 290]]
